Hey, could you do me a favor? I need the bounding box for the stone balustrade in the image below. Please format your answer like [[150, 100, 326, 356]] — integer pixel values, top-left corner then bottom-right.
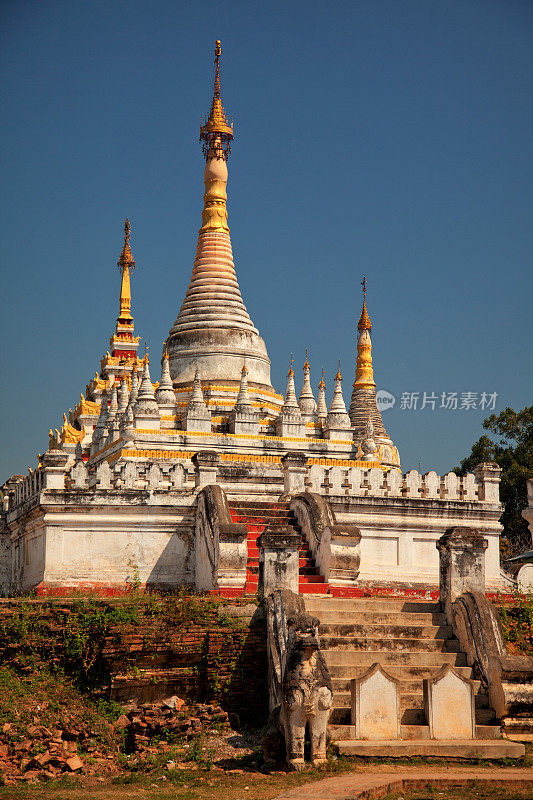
[[69, 459, 192, 493], [306, 462, 501, 504], [5, 454, 501, 512], [8, 470, 44, 509]]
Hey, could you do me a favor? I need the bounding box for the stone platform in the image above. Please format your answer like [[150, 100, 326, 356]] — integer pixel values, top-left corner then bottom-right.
[[334, 738, 525, 757]]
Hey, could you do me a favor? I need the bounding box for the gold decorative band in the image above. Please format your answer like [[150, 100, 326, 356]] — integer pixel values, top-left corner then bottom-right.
[[106, 448, 386, 470]]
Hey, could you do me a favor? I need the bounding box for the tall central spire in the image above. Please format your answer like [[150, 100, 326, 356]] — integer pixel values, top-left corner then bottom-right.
[[349, 280, 389, 443], [167, 41, 274, 393], [117, 219, 135, 322]]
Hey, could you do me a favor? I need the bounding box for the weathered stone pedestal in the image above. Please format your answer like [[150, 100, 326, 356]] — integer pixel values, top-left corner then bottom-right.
[[281, 452, 307, 496], [192, 451, 220, 489], [259, 526, 300, 595], [41, 449, 69, 489]]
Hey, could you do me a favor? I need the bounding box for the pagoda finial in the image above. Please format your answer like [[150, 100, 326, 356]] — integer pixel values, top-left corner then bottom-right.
[[117, 219, 136, 322], [200, 40, 234, 161], [358, 276, 372, 333], [288, 353, 295, 377], [214, 39, 221, 98]]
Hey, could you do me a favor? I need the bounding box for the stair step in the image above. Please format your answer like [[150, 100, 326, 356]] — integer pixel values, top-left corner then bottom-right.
[[228, 500, 289, 510], [325, 651, 467, 669], [319, 635, 460, 653], [299, 584, 330, 594], [313, 611, 447, 626], [319, 623, 453, 639], [304, 598, 441, 613]]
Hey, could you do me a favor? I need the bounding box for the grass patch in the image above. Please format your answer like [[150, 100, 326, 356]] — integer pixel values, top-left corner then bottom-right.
[[494, 589, 533, 655]]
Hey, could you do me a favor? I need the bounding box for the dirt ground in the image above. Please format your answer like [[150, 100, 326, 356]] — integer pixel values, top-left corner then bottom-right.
[[1, 748, 532, 800]]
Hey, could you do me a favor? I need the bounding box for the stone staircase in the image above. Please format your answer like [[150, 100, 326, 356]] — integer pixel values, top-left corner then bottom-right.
[[303, 595, 524, 757], [228, 501, 329, 595]]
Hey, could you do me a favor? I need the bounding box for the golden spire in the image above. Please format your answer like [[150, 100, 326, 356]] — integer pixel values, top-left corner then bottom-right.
[[200, 40, 234, 158], [354, 278, 375, 388], [319, 368, 326, 389], [335, 359, 342, 381], [117, 219, 136, 321], [303, 348, 310, 369], [198, 41, 234, 234]]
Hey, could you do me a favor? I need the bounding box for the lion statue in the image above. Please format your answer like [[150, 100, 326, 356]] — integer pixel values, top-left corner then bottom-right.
[[264, 612, 333, 771]]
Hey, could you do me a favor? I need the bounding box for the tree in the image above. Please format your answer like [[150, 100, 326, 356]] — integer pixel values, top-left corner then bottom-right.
[[456, 405, 533, 563]]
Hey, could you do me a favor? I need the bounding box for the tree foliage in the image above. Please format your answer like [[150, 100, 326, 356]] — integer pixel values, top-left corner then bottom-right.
[[456, 405, 533, 562]]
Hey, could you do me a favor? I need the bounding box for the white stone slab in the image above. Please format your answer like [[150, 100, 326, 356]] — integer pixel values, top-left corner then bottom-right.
[[351, 663, 401, 740], [517, 563, 533, 592], [424, 665, 475, 740]]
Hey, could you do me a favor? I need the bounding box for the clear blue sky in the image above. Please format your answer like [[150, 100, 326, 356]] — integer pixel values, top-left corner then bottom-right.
[[1, 0, 532, 482]]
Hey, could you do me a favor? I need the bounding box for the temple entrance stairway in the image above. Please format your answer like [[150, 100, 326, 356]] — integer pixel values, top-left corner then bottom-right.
[[227, 501, 329, 595], [303, 595, 523, 757]]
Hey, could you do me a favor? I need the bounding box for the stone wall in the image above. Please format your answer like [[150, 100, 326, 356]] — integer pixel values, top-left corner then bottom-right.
[[0, 597, 268, 726]]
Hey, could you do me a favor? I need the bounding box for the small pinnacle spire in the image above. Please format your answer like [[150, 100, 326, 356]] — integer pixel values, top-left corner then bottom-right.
[[117, 375, 129, 414], [316, 371, 327, 420], [126, 369, 139, 412], [137, 358, 156, 400], [283, 360, 300, 411], [327, 366, 351, 426], [108, 385, 118, 416], [190, 366, 205, 404], [235, 361, 252, 409], [94, 388, 109, 438], [299, 350, 316, 414], [335, 359, 342, 381], [134, 356, 160, 419], [156, 345, 175, 406]]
